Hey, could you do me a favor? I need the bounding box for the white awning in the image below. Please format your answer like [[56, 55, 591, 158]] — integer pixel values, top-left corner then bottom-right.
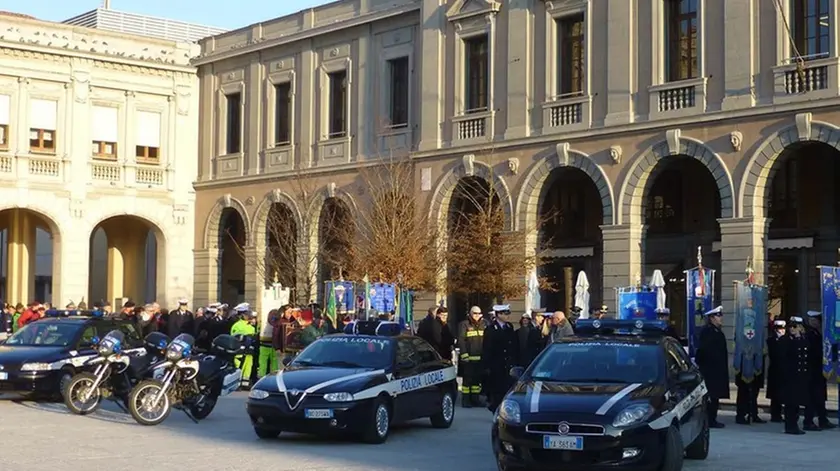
[[136, 111, 161, 147], [0, 95, 10, 126], [91, 106, 119, 142], [30, 98, 57, 130]]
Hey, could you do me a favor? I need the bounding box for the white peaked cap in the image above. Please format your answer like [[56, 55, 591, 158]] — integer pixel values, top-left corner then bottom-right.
[[233, 302, 250, 313], [703, 306, 723, 317], [806, 311, 821, 317], [773, 320, 786, 327], [178, 298, 188, 304], [492, 304, 511, 312]]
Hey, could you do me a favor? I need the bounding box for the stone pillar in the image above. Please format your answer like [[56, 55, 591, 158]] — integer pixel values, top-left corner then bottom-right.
[[722, 0, 756, 110], [298, 43, 316, 168], [5, 209, 36, 303], [418, 0, 445, 151], [718, 217, 769, 335], [243, 245, 262, 312], [106, 230, 126, 305], [193, 248, 219, 308], [504, 0, 533, 139], [356, 32, 371, 158], [245, 58, 262, 175], [603, 0, 635, 126], [58, 219, 88, 307], [600, 224, 646, 313]]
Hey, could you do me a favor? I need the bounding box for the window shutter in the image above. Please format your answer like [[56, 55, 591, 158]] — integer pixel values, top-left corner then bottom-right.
[[91, 106, 119, 142], [30, 99, 57, 130], [136, 111, 161, 148], [0, 95, 10, 125]]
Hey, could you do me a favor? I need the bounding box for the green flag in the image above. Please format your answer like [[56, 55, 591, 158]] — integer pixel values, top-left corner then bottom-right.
[[325, 282, 338, 326]]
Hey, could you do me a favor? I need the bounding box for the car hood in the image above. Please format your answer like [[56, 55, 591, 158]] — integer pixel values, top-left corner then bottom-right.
[[508, 380, 666, 420], [0, 345, 69, 367], [254, 366, 385, 394]]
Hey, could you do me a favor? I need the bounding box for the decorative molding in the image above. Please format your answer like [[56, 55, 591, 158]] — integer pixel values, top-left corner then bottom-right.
[[245, 196, 256, 206], [729, 131, 743, 152], [124, 90, 135, 98], [609, 145, 622, 164], [269, 189, 283, 203], [17, 76, 30, 84], [462, 154, 475, 176], [556, 142, 571, 167], [446, 0, 502, 23], [69, 199, 84, 218], [795, 112, 812, 140], [507, 158, 519, 175], [175, 85, 191, 116], [665, 128, 682, 155], [172, 204, 189, 225], [221, 193, 232, 208], [327, 182, 337, 198]]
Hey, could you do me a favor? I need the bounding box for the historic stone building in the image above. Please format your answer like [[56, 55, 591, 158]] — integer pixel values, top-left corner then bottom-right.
[[193, 0, 840, 331], [0, 12, 199, 308]]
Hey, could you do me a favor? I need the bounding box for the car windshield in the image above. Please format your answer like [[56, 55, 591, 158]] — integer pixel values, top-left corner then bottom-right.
[[291, 336, 393, 369], [528, 341, 663, 384], [4, 322, 82, 347]]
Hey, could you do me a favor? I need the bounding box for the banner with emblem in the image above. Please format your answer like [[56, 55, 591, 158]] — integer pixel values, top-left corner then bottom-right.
[[260, 283, 290, 340], [732, 280, 767, 382], [685, 267, 715, 358], [616, 287, 658, 321], [369, 283, 397, 314], [818, 266, 840, 381], [324, 281, 355, 315]]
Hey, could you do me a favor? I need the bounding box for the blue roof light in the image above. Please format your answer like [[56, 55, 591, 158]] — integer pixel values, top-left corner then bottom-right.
[[343, 320, 402, 337], [575, 319, 670, 337]]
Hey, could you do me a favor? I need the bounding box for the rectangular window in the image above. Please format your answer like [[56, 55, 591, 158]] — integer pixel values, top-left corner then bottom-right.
[[328, 70, 347, 138], [0, 94, 9, 149], [135, 110, 161, 163], [665, 0, 699, 82], [91, 105, 119, 160], [274, 82, 292, 145], [557, 14, 585, 98], [791, 0, 831, 60], [465, 35, 489, 113], [387, 57, 410, 128], [225, 92, 242, 154], [29, 98, 57, 153]]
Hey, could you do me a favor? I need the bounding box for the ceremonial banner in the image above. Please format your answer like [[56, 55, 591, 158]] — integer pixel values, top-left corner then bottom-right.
[[260, 283, 290, 340], [685, 267, 715, 358], [370, 283, 397, 314], [732, 281, 767, 382], [819, 266, 840, 381], [324, 281, 355, 314], [616, 288, 658, 320], [397, 288, 415, 331]]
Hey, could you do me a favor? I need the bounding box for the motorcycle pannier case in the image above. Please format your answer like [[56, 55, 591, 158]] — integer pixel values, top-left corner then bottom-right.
[[212, 334, 242, 355]]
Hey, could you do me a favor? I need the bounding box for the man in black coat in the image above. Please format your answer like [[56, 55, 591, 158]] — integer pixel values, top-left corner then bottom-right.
[[482, 305, 519, 412], [803, 311, 836, 430], [766, 319, 787, 423], [418, 307, 454, 360], [780, 316, 812, 435], [695, 306, 729, 428], [655, 308, 681, 341], [164, 298, 195, 339]]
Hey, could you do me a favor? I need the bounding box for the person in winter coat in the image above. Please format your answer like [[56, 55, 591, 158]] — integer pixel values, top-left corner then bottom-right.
[[516, 313, 542, 367], [416, 307, 438, 342], [457, 306, 486, 407], [766, 319, 787, 423], [230, 303, 258, 388], [780, 316, 812, 434], [418, 307, 454, 360], [482, 305, 519, 412], [547, 311, 575, 343], [164, 298, 195, 339], [695, 306, 729, 428], [803, 311, 836, 430]]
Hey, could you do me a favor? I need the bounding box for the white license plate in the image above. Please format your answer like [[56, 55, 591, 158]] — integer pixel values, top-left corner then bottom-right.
[[543, 435, 583, 450], [304, 409, 333, 419], [0, 372, 7, 380]]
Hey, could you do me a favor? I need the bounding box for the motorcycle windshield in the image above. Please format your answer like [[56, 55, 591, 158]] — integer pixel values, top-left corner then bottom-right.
[[99, 330, 126, 356], [166, 333, 196, 359]]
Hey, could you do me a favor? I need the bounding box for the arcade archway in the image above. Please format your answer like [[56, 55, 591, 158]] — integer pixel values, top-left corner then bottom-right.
[[317, 198, 354, 297], [89, 216, 162, 306], [264, 202, 298, 290], [0, 208, 57, 304], [217, 208, 246, 305]]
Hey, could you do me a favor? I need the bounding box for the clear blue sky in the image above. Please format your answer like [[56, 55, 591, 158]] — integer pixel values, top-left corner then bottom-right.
[[0, 0, 333, 31]]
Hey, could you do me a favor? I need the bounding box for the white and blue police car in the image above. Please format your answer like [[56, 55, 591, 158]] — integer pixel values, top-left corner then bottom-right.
[[246, 321, 458, 444]]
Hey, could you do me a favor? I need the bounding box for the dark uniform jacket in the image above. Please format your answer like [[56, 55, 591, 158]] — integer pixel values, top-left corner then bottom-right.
[[482, 321, 519, 396], [804, 327, 827, 404], [516, 324, 542, 367], [780, 334, 811, 406], [418, 316, 455, 360], [457, 319, 485, 364], [765, 332, 785, 400], [0, 311, 11, 335], [695, 323, 730, 399], [163, 309, 195, 339]]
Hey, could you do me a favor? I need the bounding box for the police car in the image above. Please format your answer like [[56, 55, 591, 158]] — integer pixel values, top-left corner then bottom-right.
[[0, 315, 145, 399], [492, 319, 709, 471], [246, 321, 457, 444]]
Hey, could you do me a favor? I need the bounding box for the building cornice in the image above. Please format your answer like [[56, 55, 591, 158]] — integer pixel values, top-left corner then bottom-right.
[[192, 3, 421, 66], [192, 158, 386, 190]]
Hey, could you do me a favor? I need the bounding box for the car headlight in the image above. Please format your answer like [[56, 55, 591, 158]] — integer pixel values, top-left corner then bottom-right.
[[248, 389, 269, 400], [497, 399, 521, 425], [20, 362, 55, 372], [324, 392, 353, 402], [612, 404, 655, 428]]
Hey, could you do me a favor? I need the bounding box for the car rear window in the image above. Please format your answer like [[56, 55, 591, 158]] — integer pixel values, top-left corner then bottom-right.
[[291, 336, 394, 369], [528, 341, 664, 384]]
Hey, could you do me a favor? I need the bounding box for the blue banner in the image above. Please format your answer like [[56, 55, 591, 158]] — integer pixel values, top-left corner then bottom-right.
[[732, 281, 767, 382], [685, 267, 715, 358], [819, 266, 840, 382], [370, 283, 396, 314], [324, 281, 355, 314], [616, 288, 658, 320]]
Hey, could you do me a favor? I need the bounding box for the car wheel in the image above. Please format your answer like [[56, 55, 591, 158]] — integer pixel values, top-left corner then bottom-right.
[[361, 397, 391, 444], [254, 427, 280, 439], [684, 417, 710, 460], [659, 425, 684, 471], [55, 368, 75, 401], [430, 390, 455, 428]]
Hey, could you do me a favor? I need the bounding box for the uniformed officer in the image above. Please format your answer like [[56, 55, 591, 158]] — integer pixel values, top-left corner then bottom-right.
[[766, 319, 787, 423], [780, 316, 811, 435], [735, 341, 766, 425], [457, 305, 486, 408], [481, 304, 519, 412], [655, 308, 681, 340], [695, 306, 729, 428], [803, 311, 836, 430], [230, 303, 258, 388]]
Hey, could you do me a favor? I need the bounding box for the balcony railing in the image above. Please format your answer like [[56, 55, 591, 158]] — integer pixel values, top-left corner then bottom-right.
[[91, 161, 121, 183], [648, 77, 707, 119], [541, 94, 590, 133], [452, 109, 494, 143], [773, 57, 839, 103], [28, 156, 60, 177], [136, 165, 164, 186]]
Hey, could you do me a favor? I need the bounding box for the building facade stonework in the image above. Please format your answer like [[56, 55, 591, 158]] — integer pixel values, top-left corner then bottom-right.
[[0, 13, 199, 306], [193, 0, 840, 330]]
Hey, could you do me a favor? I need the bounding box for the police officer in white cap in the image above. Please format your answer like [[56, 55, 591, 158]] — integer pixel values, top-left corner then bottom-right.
[[695, 306, 729, 428], [482, 305, 519, 412], [164, 298, 194, 339], [780, 316, 811, 434], [655, 308, 680, 340], [802, 311, 836, 430], [766, 319, 787, 422]]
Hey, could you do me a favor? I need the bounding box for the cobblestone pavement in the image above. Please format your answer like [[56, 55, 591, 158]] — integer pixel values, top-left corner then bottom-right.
[[0, 393, 837, 471]]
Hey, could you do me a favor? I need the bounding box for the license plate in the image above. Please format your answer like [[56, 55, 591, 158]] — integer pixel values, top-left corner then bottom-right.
[[543, 435, 583, 450], [0, 372, 7, 380], [304, 409, 333, 419]]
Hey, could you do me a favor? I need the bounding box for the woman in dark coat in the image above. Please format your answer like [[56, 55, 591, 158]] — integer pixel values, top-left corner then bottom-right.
[[780, 317, 811, 434], [695, 306, 729, 428], [765, 319, 787, 422]]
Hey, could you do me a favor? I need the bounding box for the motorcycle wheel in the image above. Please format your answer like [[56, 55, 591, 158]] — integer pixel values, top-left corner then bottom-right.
[[189, 393, 218, 420], [63, 373, 102, 415], [128, 379, 172, 426]]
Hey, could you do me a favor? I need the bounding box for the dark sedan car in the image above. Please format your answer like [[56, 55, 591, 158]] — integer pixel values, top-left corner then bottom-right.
[[246, 321, 458, 444], [0, 316, 144, 399], [492, 319, 710, 471]]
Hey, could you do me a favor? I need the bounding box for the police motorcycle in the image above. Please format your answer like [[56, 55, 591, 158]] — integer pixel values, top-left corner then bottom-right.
[[62, 330, 171, 415], [127, 332, 244, 426]]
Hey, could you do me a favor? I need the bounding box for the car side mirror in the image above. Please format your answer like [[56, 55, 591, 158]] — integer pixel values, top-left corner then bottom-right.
[[676, 371, 699, 384], [509, 366, 525, 380]]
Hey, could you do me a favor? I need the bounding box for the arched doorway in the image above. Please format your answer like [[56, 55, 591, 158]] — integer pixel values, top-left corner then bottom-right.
[[0, 208, 56, 304], [217, 208, 246, 305], [643, 156, 722, 335], [317, 198, 354, 303], [538, 168, 603, 314], [265, 202, 298, 293], [766, 141, 840, 317], [89, 216, 161, 306]]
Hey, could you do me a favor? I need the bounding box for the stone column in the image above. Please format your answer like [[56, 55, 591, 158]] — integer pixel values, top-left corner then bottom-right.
[[603, 0, 635, 126], [298, 43, 316, 168], [193, 248, 219, 307], [245, 59, 263, 175], [5, 209, 36, 303], [243, 245, 262, 309], [356, 32, 371, 158], [57, 217, 88, 306], [418, 0, 445, 151], [600, 224, 646, 313], [504, 0, 533, 139], [718, 217, 769, 335], [722, 0, 756, 110]]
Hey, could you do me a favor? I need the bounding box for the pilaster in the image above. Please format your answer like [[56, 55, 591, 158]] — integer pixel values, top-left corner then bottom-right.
[[356, 32, 371, 158], [600, 224, 646, 312], [722, 0, 756, 110], [299, 43, 316, 168], [243, 245, 262, 311], [504, 0, 533, 139], [246, 58, 263, 175], [193, 248, 219, 307], [718, 217, 769, 335], [418, 0, 445, 151], [603, 0, 635, 126], [57, 218, 89, 306]]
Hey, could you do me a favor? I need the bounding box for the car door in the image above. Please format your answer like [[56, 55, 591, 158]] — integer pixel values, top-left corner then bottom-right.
[[392, 338, 422, 422], [671, 339, 705, 436], [664, 340, 697, 443], [411, 338, 445, 414]]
